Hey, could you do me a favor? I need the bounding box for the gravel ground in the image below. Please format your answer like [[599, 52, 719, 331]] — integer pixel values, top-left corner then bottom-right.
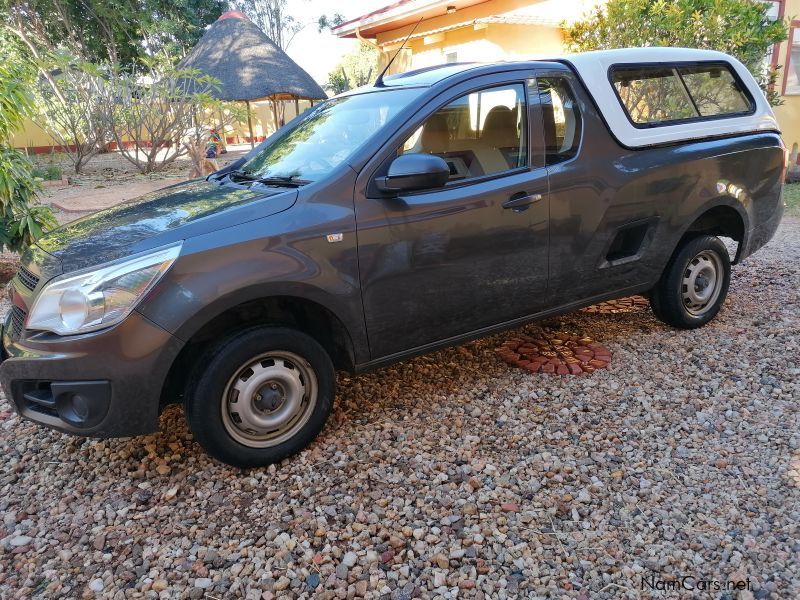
[[0, 219, 798, 599]]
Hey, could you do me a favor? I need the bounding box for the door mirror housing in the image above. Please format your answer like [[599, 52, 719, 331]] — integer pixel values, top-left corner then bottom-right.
[[375, 153, 450, 194]]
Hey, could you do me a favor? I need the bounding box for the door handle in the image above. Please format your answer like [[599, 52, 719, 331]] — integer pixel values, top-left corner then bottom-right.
[[503, 192, 542, 211]]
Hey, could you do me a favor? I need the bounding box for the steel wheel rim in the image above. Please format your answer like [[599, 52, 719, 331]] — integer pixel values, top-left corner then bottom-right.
[[221, 351, 318, 448], [681, 249, 724, 316]]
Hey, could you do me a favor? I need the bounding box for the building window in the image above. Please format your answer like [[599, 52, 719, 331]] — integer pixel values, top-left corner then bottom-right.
[[784, 21, 800, 95], [764, 0, 783, 71]]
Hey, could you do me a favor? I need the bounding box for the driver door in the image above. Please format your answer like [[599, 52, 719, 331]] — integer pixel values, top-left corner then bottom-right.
[[355, 76, 550, 359]]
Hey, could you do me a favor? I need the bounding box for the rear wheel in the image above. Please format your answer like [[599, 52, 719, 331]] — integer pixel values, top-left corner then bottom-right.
[[185, 327, 335, 468], [650, 235, 731, 329]]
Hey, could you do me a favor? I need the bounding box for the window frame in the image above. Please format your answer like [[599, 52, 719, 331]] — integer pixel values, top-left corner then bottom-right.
[[536, 73, 584, 166], [608, 60, 756, 130], [782, 19, 800, 95], [394, 80, 532, 191], [766, 0, 785, 83]]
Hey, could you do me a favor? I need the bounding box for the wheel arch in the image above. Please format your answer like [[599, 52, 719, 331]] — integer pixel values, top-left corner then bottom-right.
[[159, 293, 360, 408], [677, 199, 749, 263]]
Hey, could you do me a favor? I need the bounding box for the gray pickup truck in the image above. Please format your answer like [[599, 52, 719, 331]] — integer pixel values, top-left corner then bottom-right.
[[1, 48, 785, 467]]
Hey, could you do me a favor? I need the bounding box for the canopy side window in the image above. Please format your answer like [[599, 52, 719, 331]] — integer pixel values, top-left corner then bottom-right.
[[610, 62, 755, 128]]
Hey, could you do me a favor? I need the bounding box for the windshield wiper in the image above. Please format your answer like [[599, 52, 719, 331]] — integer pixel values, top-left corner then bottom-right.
[[227, 170, 309, 187]]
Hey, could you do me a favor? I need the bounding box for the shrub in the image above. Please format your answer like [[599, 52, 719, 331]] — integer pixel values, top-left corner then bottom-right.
[[0, 36, 56, 253], [563, 0, 788, 105]]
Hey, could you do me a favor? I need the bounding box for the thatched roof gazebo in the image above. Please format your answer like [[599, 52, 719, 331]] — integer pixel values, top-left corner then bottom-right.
[[178, 10, 326, 146]]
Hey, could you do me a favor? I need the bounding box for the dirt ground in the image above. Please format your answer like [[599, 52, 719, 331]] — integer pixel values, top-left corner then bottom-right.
[[35, 145, 252, 216]]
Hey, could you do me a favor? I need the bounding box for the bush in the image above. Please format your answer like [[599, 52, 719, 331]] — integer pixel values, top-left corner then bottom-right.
[[563, 0, 788, 105], [0, 35, 56, 253], [0, 147, 57, 252], [32, 164, 63, 181]]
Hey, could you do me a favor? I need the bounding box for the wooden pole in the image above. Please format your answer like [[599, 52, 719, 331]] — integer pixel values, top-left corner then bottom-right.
[[271, 97, 280, 133], [294, 97, 300, 118], [217, 108, 226, 149], [245, 100, 255, 148]]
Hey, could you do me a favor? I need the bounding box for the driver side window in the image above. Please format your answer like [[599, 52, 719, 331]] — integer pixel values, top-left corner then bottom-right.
[[399, 83, 528, 182]]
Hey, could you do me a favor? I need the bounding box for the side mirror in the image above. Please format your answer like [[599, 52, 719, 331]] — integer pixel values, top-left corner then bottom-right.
[[375, 153, 450, 194]]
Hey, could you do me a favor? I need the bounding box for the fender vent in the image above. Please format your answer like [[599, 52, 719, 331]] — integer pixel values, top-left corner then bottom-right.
[[606, 223, 649, 262]]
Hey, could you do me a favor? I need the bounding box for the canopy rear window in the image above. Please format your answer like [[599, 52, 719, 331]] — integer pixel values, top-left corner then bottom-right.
[[610, 63, 754, 128]]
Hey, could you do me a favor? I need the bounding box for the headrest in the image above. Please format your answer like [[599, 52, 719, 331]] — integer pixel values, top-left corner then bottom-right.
[[420, 112, 450, 154], [482, 106, 518, 148]]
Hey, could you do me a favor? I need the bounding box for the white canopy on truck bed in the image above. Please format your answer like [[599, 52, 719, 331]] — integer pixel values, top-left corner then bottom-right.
[[558, 47, 779, 148]]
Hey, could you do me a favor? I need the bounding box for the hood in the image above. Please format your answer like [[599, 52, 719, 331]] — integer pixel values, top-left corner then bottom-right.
[[36, 180, 298, 273]]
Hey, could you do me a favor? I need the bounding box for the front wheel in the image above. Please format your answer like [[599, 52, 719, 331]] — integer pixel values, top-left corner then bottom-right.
[[185, 327, 335, 468], [650, 235, 731, 329]]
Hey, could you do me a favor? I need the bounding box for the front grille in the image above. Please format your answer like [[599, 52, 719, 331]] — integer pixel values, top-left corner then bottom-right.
[[10, 305, 26, 335], [16, 265, 39, 291]]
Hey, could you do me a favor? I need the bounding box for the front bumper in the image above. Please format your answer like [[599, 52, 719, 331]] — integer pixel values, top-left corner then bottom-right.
[[0, 310, 183, 438]]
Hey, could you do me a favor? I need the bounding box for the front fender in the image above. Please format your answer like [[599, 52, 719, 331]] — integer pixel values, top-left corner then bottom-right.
[[137, 201, 369, 363]]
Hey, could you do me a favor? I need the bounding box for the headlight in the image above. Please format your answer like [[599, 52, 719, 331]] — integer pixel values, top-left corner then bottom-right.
[[27, 242, 182, 335]]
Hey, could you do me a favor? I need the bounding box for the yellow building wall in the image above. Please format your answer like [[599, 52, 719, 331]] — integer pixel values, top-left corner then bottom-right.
[[773, 0, 800, 156], [373, 0, 598, 74], [11, 99, 314, 152], [231, 100, 313, 143], [11, 118, 58, 151], [391, 22, 564, 72]]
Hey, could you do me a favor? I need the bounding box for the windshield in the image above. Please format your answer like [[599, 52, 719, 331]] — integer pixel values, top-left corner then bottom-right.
[[239, 88, 423, 183]]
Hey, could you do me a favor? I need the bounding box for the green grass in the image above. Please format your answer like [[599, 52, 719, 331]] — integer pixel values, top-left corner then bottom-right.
[[783, 183, 800, 216], [31, 164, 62, 181]]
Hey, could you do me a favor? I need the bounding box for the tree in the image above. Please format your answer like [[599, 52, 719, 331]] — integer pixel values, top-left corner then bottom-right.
[[325, 42, 380, 94], [33, 55, 107, 173], [97, 62, 222, 173], [229, 0, 303, 50], [563, 0, 787, 105], [1, 0, 225, 68], [0, 34, 56, 252], [317, 12, 344, 33]]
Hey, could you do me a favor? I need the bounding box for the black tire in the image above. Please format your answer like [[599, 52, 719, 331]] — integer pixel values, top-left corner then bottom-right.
[[185, 326, 335, 468], [650, 234, 731, 329]]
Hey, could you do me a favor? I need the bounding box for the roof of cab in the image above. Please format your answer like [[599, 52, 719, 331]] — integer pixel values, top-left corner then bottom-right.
[[367, 59, 566, 89], [379, 62, 483, 86]]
